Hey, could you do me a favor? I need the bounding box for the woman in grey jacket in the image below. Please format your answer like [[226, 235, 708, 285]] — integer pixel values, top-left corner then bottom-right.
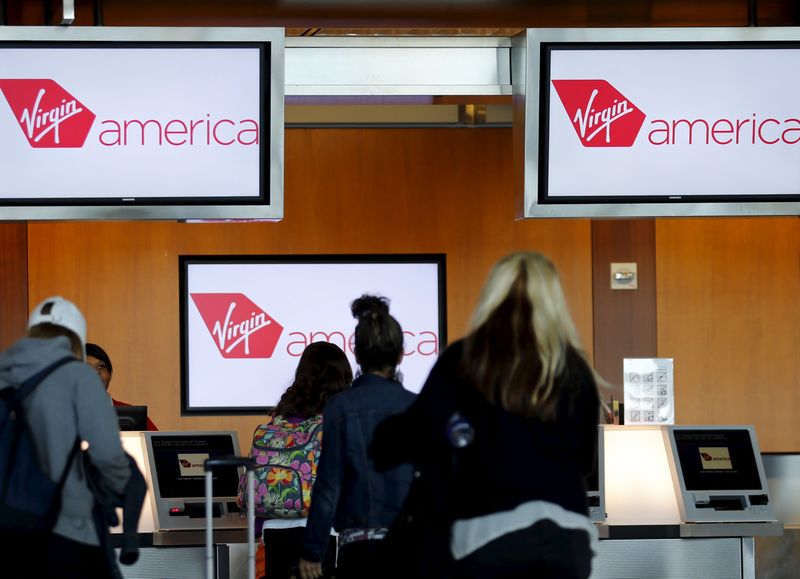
[[0, 296, 131, 579]]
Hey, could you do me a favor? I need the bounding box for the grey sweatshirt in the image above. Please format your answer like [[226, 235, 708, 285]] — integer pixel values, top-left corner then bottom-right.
[[0, 336, 130, 546]]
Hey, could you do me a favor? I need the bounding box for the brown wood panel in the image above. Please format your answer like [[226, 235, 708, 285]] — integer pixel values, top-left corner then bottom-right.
[[26, 127, 593, 452], [0, 223, 29, 350], [95, 0, 751, 28], [591, 219, 657, 402], [656, 217, 800, 452]]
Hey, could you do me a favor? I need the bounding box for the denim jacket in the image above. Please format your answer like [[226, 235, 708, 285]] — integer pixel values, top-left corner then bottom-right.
[[301, 373, 416, 562]]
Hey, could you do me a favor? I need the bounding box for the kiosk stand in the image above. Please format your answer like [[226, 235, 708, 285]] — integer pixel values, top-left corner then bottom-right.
[[112, 432, 251, 579], [591, 425, 781, 579]]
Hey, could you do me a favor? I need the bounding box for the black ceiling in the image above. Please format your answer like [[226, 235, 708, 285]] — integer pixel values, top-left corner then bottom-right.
[[3, 0, 800, 31]]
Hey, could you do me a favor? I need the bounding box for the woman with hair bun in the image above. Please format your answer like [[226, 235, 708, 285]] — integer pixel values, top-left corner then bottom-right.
[[298, 295, 416, 579]]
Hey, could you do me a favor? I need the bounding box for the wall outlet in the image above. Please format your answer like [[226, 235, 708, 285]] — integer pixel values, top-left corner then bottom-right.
[[611, 262, 638, 290]]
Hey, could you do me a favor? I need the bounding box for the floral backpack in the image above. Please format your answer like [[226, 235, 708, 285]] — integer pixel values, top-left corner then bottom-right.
[[237, 414, 324, 519]]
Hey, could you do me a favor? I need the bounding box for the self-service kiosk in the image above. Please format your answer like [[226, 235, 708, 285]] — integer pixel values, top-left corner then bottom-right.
[[113, 431, 250, 579], [663, 425, 775, 524], [586, 425, 606, 524], [142, 431, 247, 532], [593, 424, 781, 579]]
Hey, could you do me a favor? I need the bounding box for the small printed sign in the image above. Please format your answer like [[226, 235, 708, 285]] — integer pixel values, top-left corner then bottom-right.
[[623, 358, 674, 425]]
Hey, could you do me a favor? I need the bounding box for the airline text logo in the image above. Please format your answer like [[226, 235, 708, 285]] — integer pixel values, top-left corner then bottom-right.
[[0, 78, 259, 149]]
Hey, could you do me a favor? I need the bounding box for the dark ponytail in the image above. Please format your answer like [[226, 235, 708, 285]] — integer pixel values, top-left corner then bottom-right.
[[351, 295, 404, 379]]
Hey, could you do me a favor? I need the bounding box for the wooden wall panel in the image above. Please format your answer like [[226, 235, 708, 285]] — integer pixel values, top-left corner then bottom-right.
[[20, 139, 800, 453], [26, 127, 594, 452], [0, 223, 28, 350], [591, 219, 657, 400], [656, 217, 800, 452]]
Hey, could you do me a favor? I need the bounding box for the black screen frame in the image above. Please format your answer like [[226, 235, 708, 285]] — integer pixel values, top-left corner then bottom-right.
[[0, 41, 267, 207], [671, 427, 764, 492], [540, 40, 800, 207], [146, 432, 241, 500], [178, 253, 448, 416]]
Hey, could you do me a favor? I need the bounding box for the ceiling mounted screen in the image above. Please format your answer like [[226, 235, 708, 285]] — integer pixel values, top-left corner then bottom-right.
[[0, 27, 284, 220], [515, 27, 800, 218]]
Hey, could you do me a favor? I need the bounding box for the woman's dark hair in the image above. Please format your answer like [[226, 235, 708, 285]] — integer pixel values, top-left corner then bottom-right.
[[273, 341, 353, 418], [351, 294, 404, 379], [86, 342, 113, 375]]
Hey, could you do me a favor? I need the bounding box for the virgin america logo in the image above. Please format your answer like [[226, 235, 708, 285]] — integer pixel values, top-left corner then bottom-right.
[[0, 79, 96, 148], [191, 293, 284, 359], [552, 80, 645, 147]]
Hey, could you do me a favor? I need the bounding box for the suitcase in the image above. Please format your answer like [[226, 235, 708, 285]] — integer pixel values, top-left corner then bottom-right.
[[204, 456, 257, 579]]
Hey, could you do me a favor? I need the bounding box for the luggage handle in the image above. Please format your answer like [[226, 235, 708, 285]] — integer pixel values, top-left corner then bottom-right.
[[204, 456, 257, 579], [205, 456, 256, 471]]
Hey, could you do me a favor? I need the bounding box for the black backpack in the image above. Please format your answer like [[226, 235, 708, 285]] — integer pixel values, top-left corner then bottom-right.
[[0, 356, 80, 534]]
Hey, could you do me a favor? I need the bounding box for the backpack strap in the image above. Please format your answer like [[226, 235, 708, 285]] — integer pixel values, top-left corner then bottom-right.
[[4, 355, 82, 504]]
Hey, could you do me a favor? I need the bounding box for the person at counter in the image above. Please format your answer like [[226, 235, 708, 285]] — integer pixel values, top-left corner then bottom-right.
[[86, 342, 158, 431], [372, 251, 601, 579], [298, 295, 416, 579], [0, 296, 131, 578], [238, 341, 350, 579]]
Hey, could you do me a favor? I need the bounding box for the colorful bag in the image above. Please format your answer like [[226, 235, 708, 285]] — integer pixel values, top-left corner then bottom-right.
[[237, 414, 323, 519]]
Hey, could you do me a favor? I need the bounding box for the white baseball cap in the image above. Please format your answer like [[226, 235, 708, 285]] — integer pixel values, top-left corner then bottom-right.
[[28, 296, 87, 356]]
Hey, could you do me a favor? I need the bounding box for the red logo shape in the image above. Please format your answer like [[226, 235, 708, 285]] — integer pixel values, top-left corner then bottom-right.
[[191, 293, 284, 359], [0, 79, 96, 148], [552, 80, 645, 147]]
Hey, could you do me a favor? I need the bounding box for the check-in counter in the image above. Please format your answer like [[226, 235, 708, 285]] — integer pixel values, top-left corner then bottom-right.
[[112, 427, 786, 579], [590, 426, 782, 579], [111, 432, 252, 579], [755, 453, 800, 579]]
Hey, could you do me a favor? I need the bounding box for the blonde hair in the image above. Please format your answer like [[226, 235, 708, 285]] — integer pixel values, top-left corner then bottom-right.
[[463, 251, 584, 419]]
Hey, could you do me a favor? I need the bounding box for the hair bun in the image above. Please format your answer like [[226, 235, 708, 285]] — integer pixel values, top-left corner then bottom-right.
[[351, 295, 390, 320]]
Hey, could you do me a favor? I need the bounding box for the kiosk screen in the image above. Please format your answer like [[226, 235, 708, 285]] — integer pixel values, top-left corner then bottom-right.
[[674, 429, 763, 491], [148, 433, 240, 499]]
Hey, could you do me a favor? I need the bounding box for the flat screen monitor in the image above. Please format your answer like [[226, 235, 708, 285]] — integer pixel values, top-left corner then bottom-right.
[[179, 254, 447, 414], [115, 405, 148, 431], [142, 431, 246, 531], [515, 27, 800, 218], [0, 27, 284, 221], [663, 425, 776, 523]]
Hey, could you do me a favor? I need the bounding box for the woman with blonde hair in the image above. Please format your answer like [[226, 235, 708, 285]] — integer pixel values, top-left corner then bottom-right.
[[374, 251, 600, 579]]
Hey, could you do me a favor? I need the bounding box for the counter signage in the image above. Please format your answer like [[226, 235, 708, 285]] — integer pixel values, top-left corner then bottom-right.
[[623, 357, 674, 425]]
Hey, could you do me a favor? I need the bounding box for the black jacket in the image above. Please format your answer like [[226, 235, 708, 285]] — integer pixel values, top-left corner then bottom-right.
[[87, 452, 148, 578], [371, 340, 600, 577]]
